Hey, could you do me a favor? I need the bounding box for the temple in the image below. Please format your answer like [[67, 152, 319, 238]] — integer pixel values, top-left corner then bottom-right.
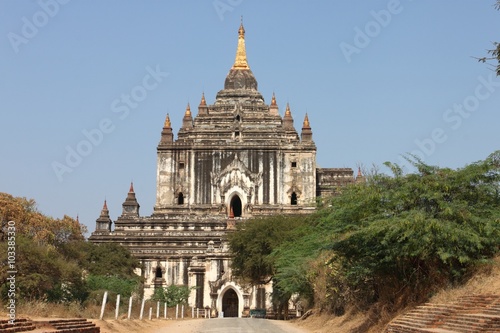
[[89, 22, 360, 318]]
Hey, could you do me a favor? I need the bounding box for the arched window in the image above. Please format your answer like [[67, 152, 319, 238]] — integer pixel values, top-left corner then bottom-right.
[[230, 195, 242, 217], [178, 192, 184, 205], [291, 192, 298, 205], [155, 266, 162, 278]]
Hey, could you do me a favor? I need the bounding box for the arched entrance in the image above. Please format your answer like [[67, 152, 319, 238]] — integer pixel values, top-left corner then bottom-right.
[[222, 289, 239, 317], [230, 195, 242, 217]]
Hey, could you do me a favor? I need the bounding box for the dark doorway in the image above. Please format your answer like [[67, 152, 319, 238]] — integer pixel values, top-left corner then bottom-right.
[[178, 192, 184, 205], [230, 195, 242, 217], [222, 289, 239, 317], [291, 192, 298, 205], [155, 267, 162, 278]]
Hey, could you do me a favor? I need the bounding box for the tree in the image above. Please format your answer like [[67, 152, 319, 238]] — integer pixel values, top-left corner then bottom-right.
[[228, 215, 306, 284], [150, 285, 193, 306], [0, 193, 85, 244], [0, 192, 140, 304], [227, 215, 307, 317], [325, 151, 500, 309], [478, 1, 500, 76]]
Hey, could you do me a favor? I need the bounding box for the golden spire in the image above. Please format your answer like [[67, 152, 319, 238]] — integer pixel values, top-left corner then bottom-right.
[[271, 92, 277, 106], [164, 113, 171, 128], [285, 103, 291, 117], [200, 92, 206, 106], [303, 113, 310, 128], [232, 20, 250, 70], [185, 103, 191, 116]]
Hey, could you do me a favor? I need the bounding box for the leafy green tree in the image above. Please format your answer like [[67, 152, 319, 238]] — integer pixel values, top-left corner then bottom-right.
[[150, 285, 193, 306], [0, 236, 88, 302], [228, 215, 307, 317], [325, 151, 500, 309], [228, 215, 306, 285]]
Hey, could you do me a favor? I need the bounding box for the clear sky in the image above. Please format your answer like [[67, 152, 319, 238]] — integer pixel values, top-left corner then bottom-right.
[[1, 1, 499, 235]]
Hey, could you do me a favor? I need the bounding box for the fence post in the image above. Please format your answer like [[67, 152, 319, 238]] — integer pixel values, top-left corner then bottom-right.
[[139, 298, 145, 320], [164, 302, 167, 319], [181, 305, 184, 319], [149, 307, 152, 320], [196, 308, 199, 318], [127, 296, 133, 320], [191, 306, 194, 319], [99, 291, 108, 320], [175, 304, 179, 320], [115, 294, 121, 319], [156, 301, 160, 318]]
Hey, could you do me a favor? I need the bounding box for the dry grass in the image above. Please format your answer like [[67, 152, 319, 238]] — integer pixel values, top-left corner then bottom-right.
[[296, 255, 500, 333], [429, 256, 500, 304]]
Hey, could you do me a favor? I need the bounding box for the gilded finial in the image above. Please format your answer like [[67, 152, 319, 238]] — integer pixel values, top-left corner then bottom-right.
[[200, 93, 206, 106], [232, 21, 250, 70], [129, 182, 134, 193], [185, 103, 191, 116], [103, 199, 108, 210], [164, 113, 171, 128], [271, 92, 277, 106], [303, 113, 310, 128], [285, 103, 291, 117]]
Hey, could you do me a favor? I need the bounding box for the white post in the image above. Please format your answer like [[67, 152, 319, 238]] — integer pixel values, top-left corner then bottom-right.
[[99, 291, 108, 320], [175, 304, 179, 320], [156, 301, 160, 318], [181, 305, 184, 319], [127, 296, 133, 320], [149, 307, 152, 320], [115, 294, 121, 319], [164, 302, 167, 319], [139, 298, 145, 320], [191, 306, 194, 318], [196, 308, 199, 318]]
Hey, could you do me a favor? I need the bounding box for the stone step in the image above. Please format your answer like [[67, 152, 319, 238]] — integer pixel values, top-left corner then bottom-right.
[[0, 319, 36, 333], [385, 294, 500, 333]]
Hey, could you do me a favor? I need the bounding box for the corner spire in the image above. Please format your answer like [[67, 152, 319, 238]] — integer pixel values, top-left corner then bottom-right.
[[271, 92, 277, 106], [303, 113, 310, 128], [129, 182, 134, 193], [285, 103, 292, 117], [232, 20, 250, 70], [185, 103, 191, 117], [164, 113, 171, 128], [200, 93, 206, 106], [301, 113, 313, 142]]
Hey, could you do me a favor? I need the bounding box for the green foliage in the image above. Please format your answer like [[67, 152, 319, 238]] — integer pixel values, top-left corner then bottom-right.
[[0, 236, 88, 303], [86, 275, 139, 298], [150, 285, 193, 306], [325, 151, 500, 308], [59, 241, 140, 278], [228, 215, 306, 284]]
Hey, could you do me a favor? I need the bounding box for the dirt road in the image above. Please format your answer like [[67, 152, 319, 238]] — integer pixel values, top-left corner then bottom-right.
[[152, 318, 312, 333]]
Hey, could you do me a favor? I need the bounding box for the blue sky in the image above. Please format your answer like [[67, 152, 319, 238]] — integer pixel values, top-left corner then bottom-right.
[[1, 1, 499, 235]]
